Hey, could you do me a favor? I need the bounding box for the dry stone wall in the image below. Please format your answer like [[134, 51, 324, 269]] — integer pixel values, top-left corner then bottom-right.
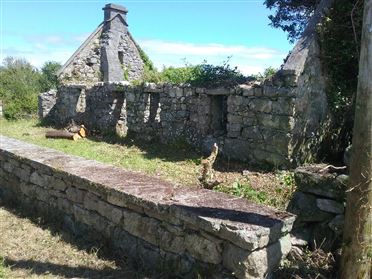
[[58, 29, 103, 85], [0, 136, 295, 278], [287, 164, 347, 252], [42, 74, 317, 167]]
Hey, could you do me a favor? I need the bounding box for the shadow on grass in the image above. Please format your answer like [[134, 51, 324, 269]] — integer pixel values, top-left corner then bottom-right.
[[3, 258, 141, 279], [0, 200, 157, 279], [36, 120, 278, 174], [88, 131, 203, 164]]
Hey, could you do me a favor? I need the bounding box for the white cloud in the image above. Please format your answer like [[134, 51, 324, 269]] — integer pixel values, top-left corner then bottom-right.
[[1, 32, 89, 68], [2, 35, 287, 74], [2, 47, 74, 68], [137, 39, 286, 75]]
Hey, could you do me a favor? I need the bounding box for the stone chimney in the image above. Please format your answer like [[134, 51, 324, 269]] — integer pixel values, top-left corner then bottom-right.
[[101, 3, 129, 82], [102, 3, 128, 33]]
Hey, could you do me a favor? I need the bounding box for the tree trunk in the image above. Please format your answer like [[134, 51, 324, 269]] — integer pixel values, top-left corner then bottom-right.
[[340, 1, 372, 278], [45, 130, 81, 141]]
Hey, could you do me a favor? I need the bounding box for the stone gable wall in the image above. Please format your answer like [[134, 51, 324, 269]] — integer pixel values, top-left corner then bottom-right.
[[0, 136, 295, 278], [59, 30, 102, 85]]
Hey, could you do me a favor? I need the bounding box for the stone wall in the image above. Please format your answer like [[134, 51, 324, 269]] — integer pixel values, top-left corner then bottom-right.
[[38, 89, 57, 119], [58, 27, 103, 85], [287, 164, 347, 251], [42, 75, 316, 167], [0, 136, 295, 278]]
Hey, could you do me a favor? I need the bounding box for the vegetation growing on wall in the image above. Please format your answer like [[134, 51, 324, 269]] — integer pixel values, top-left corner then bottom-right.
[[0, 57, 61, 120], [265, 0, 363, 159], [135, 54, 252, 88], [318, 0, 363, 153]]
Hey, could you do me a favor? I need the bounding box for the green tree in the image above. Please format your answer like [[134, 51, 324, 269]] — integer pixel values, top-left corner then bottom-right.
[[264, 0, 319, 42], [39, 61, 62, 91], [0, 57, 42, 119]]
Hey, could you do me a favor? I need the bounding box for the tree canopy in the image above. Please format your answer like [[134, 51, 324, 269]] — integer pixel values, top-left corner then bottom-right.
[[264, 0, 319, 42], [0, 57, 61, 119]]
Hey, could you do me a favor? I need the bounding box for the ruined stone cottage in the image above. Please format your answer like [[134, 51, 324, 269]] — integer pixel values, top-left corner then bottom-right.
[[41, 2, 331, 168], [58, 3, 144, 84]]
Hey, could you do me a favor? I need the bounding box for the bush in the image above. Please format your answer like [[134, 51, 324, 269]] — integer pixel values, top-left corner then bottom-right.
[[39, 61, 61, 92], [0, 57, 41, 119], [253, 66, 277, 81], [136, 57, 251, 88]]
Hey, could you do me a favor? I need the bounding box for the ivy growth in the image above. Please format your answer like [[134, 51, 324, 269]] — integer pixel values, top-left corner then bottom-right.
[[317, 0, 363, 153]]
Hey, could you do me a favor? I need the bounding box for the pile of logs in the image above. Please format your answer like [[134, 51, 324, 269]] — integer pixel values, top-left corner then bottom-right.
[[46, 121, 87, 141]]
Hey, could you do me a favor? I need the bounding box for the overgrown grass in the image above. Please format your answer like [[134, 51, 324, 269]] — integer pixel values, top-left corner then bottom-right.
[[0, 203, 141, 278], [214, 170, 295, 209], [0, 119, 296, 209], [0, 256, 8, 279], [274, 246, 338, 278]]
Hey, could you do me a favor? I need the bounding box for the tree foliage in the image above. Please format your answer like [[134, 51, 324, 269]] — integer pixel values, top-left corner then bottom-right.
[[264, 0, 319, 42], [265, 0, 364, 158], [318, 0, 364, 151], [0, 57, 41, 119], [39, 61, 62, 92], [137, 58, 250, 88], [0, 57, 61, 119]]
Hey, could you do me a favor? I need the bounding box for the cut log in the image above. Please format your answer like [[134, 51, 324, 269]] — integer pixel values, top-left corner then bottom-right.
[[46, 130, 81, 141], [78, 125, 87, 138]]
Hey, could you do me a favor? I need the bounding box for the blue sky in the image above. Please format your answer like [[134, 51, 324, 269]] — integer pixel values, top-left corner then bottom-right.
[[1, 0, 293, 75]]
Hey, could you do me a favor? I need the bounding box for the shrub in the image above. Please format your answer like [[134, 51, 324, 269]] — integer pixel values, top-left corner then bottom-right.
[[0, 57, 41, 119], [39, 61, 61, 91], [135, 56, 251, 88]]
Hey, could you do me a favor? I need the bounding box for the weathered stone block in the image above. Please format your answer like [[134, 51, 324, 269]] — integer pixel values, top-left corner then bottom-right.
[[294, 166, 347, 201], [30, 171, 47, 187], [66, 187, 85, 204], [50, 177, 67, 191], [184, 233, 222, 264], [97, 200, 123, 224], [222, 235, 291, 279], [57, 197, 74, 215], [13, 166, 31, 182], [84, 191, 100, 211], [249, 99, 272, 113], [287, 192, 334, 224], [328, 214, 344, 235], [316, 198, 344, 214]]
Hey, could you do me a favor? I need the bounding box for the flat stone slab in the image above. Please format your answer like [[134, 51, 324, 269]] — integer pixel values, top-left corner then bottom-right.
[[0, 135, 295, 251]]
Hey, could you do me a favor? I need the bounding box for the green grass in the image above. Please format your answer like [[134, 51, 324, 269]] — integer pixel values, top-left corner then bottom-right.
[[0, 118, 296, 209], [0, 256, 8, 279], [0, 118, 202, 186]]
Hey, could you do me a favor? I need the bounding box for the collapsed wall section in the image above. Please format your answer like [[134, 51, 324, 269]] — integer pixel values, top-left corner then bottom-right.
[[0, 136, 295, 278]]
